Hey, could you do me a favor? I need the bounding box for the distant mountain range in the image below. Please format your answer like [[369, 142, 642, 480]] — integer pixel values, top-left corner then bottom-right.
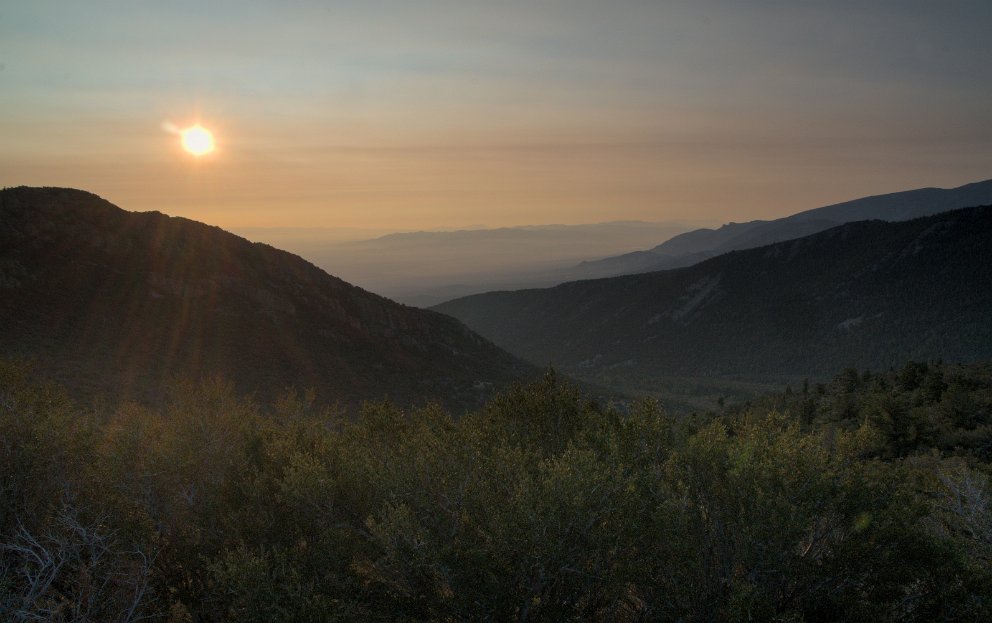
[[565, 179, 992, 280], [435, 206, 992, 388], [239, 220, 700, 307], [234, 180, 992, 308], [0, 187, 534, 410]]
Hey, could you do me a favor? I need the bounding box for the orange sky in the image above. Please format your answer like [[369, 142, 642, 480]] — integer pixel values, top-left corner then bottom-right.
[[2, 1, 990, 231]]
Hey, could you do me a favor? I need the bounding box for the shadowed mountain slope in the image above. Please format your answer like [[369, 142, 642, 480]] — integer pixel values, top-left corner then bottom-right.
[[568, 179, 992, 280], [436, 206, 992, 386], [0, 187, 534, 410]]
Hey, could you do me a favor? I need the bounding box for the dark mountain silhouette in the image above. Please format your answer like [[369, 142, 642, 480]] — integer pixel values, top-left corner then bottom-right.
[[435, 206, 992, 388], [567, 179, 992, 280], [0, 187, 534, 410]]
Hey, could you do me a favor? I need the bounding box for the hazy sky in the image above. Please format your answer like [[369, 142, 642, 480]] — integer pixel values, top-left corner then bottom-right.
[[2, 0, 990, 229]]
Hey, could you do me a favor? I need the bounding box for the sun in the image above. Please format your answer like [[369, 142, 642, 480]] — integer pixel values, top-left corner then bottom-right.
[[180, 125, 215, 157]]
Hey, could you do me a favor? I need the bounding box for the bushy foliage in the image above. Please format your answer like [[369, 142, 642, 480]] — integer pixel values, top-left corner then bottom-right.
[[730, 361, 992, 460], [2, 362, 991, 621]]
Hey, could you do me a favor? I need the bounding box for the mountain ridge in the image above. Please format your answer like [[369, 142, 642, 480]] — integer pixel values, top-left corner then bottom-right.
[[435, 206, 992, 391], [0, 186, 535, 411], [565, 178, 992, 281]]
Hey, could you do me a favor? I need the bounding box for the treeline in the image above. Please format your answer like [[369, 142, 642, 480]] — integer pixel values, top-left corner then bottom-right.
[[730, 361, 992, 460], [1, 361, 991, 622]]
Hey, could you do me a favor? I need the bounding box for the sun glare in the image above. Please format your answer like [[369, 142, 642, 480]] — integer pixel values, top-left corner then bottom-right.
[[180, 125, 215, 157]]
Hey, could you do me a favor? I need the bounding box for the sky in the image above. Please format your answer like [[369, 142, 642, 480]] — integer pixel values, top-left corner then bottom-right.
[[1, 0, 991, 231]]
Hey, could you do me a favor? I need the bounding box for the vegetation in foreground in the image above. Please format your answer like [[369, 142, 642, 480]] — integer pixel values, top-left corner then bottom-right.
[[1, 360, 990, 622]]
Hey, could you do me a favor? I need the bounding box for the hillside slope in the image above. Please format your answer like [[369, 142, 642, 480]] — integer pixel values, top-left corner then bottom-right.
[[0, 187, 533, 410], [436, 206, 992, 386], [569, 178, 992, 280]]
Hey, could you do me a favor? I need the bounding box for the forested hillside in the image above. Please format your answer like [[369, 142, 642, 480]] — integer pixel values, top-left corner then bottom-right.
[[1, 360, 990, 621], [436, 206, 992, 393]]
